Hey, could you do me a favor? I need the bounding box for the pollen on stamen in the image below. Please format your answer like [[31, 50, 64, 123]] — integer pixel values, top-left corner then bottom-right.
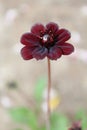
[[42, 34, 50, 42]]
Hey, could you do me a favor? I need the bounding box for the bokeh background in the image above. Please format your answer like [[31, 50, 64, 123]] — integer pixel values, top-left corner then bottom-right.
[[0, 0, 87, 129]]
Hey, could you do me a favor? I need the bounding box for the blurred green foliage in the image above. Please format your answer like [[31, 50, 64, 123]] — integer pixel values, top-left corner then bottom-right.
[[8, 78, 87, 130], [50, 112, 69, 130], [9, 107, 38, 130], [34, 78, 46, 103], [9, 107, 69, 130]]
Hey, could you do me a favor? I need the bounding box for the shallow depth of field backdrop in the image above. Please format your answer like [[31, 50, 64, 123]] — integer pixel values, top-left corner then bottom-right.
[[0, 0, 87, 130]]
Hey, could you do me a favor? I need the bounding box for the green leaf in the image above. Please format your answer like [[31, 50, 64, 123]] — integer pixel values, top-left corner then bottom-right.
[[34, 78, 46, 102], [50, 112, 69, 130], [76, 110, 87, 130], [9, 107, 38, 130]]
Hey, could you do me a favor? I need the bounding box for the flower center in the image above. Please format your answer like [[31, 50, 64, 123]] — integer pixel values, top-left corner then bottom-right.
[[42, 34, 50, 42], [41, 34, 54, 48]]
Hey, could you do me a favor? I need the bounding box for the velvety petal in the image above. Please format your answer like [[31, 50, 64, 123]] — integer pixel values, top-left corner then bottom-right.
[[20, 33, 40, 46], [58, 43, 74, 55], [32, 47, 48, 60], [56, 29, 71, 44], [31, 24, 45, 36], [46, 22, 59, 33], [21, 46, 34, 60], [47, 46, 62, 60]]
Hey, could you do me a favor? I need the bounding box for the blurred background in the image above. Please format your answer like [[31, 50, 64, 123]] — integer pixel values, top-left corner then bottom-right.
[[0, 0, 87, 129]]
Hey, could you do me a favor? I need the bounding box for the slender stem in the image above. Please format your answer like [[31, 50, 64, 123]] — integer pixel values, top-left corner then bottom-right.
[[47, 58, 51, 115], [46, 58, 51, 130]]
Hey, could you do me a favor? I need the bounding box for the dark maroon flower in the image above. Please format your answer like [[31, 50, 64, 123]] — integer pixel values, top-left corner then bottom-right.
[[69, 121, 82, 130], [20, 22, 74, 60]]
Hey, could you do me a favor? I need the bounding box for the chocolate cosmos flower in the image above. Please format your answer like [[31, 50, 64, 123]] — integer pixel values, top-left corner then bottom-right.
[[69, 121, 81, 130], [20, 22, 74, 60]]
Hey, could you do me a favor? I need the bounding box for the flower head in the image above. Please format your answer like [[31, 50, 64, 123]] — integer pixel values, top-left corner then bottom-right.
[[69, 121, 81, 130], [20, 22, 74, 60]]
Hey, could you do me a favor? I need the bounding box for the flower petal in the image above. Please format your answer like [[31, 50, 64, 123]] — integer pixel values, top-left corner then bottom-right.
[[20, 33, 40, 46], [21, 46, 34, 60], [46, 22, 59, 33], [47, 46, 62, 60], [32, 47, 48, 60], [31, 24, 45, 36], [56, 29, 71, 44], [58, 43, 74, 55]]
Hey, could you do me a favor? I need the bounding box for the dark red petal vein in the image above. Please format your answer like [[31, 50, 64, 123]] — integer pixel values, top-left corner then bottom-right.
[[58, 43, 74, 55], [32, 47, 48, 60], [20, 33, 40, 46], [46, 22, 59, 33], [56, 29, 71, 44], [31, 24, 45, 36], [47, 46, 62, 60], [58, 29, 71, 39], [21, 46, 34, 60]]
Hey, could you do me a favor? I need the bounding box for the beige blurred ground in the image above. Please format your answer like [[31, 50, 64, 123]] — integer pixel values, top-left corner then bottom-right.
[[0, 0, 87, 129]]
